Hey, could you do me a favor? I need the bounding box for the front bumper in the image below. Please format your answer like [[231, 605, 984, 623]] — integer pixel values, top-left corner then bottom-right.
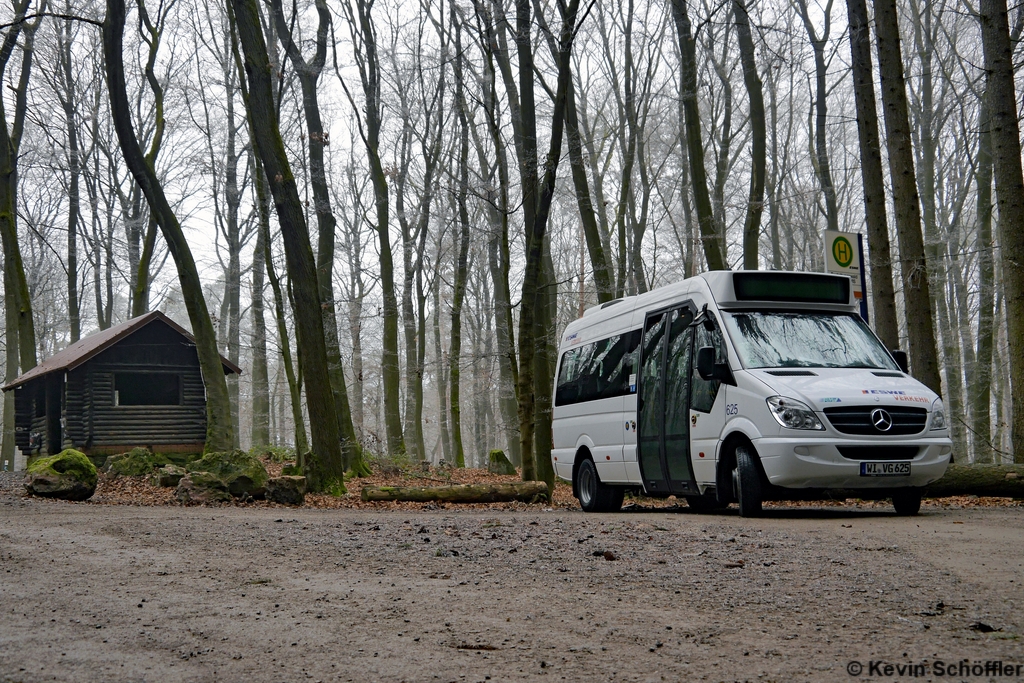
[[753, 436, 952, 489]]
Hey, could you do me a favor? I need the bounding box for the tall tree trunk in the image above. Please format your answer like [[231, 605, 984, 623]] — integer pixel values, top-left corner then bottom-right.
[[433, 269, 451, 464], [973, 98, 996, 462], [104, 0, 234, 453], [272, 0, 363, 472], [129, 0, 168, 319], [472, 13, 521, 465], [223, 94, 242, 449], [230, 0, 345, 488], [512, 0, 578, 490], [979, 0, 1024, 462], [2, 269, 18, 468], [340, 0, 404, 457], [669, 0, 727, 271], [872, 0, 942, 395], [250, 200, 270, 450], [340, 188, 366, 441], [565, 77, 614, 302], [734, 0, 764, 270], [846, 0, 899, 349], [449, 11, 471, 468], [910, 7, 965, 460], [259, 170, 307, 457], [131, 218, 158, 316], [796, 0, 839, 234], [0, 0, 39, 378], [59, 16, 81, 342]]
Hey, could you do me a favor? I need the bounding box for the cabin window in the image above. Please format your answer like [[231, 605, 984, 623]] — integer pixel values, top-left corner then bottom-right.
[[114, 372, 181, 406]]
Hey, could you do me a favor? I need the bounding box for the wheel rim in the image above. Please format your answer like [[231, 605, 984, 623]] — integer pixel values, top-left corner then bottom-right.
[[579, 464, 596, 506]]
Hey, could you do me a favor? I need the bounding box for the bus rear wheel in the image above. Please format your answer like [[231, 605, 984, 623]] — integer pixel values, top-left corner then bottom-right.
[[575, 459, 624, 513], [732, 445, 763, 518]]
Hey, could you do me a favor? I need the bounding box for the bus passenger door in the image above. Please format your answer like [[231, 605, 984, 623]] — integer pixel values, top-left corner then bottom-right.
[[637, 306, 698, 497]]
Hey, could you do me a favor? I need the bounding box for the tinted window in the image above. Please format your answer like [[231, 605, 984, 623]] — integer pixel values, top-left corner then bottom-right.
[[555, 330, 640, 406], [690, 323, 726, 413]]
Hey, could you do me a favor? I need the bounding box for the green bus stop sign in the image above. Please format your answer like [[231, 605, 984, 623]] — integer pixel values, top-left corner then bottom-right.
[[832, 235, 854, 268]]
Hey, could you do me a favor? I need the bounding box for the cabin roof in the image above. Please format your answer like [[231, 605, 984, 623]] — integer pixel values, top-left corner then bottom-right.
[[2, 311, 241, 391]]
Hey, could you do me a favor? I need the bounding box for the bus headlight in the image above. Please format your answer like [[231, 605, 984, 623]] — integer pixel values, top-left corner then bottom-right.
[[930, 399, 946, 431], [766, 396, 824, 430]]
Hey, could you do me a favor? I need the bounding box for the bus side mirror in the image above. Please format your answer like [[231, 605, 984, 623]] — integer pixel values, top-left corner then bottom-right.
[[891, 350, 909, 374], [697, 346, 730, 382]]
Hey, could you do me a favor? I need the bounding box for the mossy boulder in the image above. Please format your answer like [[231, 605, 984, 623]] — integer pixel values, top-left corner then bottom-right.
[[266, 476, 306, 505], [175, 472, 231, 504], [151, 464, 186, 488], [487, 449, 517, 476], [103, 448, 167, 478], [186, 450, 268, 498], [24, 449, 97, 501]]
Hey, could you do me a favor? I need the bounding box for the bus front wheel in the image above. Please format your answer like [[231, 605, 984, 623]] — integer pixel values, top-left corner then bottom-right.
[[732, 445, 763, 518], [575, 459, 624, 513], [892, 488, 922, 516]]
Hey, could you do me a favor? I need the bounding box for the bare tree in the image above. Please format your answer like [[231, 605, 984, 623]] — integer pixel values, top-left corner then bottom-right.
[[871, 0, 942, 395], [794, 0, 839, 234], [230, 0, 345, 486], [846, 0, 899, 349], [979, 0, 1024, 461], [669, 0, 727, 270]]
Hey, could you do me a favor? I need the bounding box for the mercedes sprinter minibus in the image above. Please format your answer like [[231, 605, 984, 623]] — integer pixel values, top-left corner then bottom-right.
[[551, 271, 952, 517]]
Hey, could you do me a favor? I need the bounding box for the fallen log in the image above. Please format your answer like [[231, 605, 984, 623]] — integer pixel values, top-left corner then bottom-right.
[[361, 481, 549, 503], [922, 464, 1024, 498], [769, 464, 1024, 501]]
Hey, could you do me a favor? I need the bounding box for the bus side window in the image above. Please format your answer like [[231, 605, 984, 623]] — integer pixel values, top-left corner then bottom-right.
[[601, 330, 639, 398], [690, 323, 725, 413], [555, 348, 583, 405]]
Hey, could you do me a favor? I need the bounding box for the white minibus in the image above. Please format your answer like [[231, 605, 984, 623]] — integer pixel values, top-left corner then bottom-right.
[[551, 271, 952, 517]]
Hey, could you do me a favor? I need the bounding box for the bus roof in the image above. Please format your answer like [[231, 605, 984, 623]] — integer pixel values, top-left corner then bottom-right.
[[565, 271, 856, 346]]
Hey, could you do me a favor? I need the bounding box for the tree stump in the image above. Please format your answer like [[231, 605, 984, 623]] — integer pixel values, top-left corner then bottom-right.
[[487, 450, 517, 476]]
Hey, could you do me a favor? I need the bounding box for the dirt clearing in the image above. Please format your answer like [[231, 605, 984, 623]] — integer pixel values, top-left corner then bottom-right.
[[2, 482, 1023, 682]]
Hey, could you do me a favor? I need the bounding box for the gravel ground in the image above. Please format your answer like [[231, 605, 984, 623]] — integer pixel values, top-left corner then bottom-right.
[[0, 471, 22, 495], [2, 489, 1023, 683]]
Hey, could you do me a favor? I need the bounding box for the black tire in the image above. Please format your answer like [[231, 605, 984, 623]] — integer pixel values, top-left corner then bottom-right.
[[574, 458, 624, 512], [684, 493, 727, 513], [732, 445, 763, 518], [892, 488, 922, 516]]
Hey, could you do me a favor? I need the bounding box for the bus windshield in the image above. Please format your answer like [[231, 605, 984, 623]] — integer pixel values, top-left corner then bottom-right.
[[722, 311, 899, 370]]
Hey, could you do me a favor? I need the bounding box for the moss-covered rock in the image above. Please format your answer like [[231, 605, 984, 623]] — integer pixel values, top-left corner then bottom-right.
[[186, 450, 268, 498], [487, 449, 517, 476], [151, 464, 186, 488], [175, 472, 231, 504], [265, 476, 306, 505], [103, 448, 168, 477], [24, 449, 98, 501]]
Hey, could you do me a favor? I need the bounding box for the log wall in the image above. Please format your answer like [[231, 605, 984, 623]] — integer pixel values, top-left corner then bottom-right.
[[83, 321, 207, 449]]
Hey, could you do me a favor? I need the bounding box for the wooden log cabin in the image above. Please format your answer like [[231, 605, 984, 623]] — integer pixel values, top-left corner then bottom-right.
[[2, 311, 240, 463]]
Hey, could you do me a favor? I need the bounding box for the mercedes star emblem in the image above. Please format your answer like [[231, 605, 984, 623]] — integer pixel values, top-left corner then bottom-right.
[[871, 408, 893, 432]]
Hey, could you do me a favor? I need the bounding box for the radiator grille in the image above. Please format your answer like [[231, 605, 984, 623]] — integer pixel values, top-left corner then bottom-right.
[[824, 406, 927, 435]]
